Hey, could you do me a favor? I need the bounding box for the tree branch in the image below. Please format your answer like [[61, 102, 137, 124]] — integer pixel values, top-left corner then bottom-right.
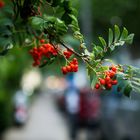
[[59, 41, 83, 58]]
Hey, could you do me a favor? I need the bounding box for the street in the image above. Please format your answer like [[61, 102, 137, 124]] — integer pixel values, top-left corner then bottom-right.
[[3, 93, 69, 140]]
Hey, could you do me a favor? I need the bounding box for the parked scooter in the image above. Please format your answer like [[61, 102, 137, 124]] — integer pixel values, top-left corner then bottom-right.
[[13, 90, 28, 126]]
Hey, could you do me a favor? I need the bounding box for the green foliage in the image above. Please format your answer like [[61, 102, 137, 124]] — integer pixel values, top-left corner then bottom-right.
[[0, 92, 13, 133], [108, 28, 113, 46], [30, 16, 45, 30], [0, 0, 139, 98], [99, 37, 107, 48], [90, 25, 134, 61], [92, 45, 103, 59], [129, 67, 140, 93], [124, 84, 132, 97], [124, 34, 135, 44], [51, 0, 63, 7], [92, 0, 140, 43], [86, 25, 136, 95], [114, 25, 120, 42]]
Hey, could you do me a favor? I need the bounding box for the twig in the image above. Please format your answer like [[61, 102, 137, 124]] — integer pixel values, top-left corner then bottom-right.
[[59, 41, 83, 58]]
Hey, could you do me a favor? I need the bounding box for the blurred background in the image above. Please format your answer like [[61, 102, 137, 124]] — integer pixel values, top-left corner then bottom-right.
[[0, 0, 140, 140]]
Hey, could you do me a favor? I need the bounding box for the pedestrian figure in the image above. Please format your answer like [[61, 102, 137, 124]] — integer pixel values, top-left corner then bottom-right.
[[65, 74, 80, 140]]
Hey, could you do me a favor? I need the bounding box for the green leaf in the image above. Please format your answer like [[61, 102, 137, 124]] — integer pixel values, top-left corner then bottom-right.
[[84, 49, 90, 56], [69, 14, 80, 32], [73, 31, 84, 42], [93, 46, 103, 53], [114, 40, 125, 46], [90, 53, 95, 61], [55, 18, 68, 35], [61, 13, 73, 25], [0, 27, 12, 37], [30, 17, 45, 30], [93, 45, 104, 58], [0, 18, 13, 27], [114, 25, 120, 42], [56, 18, 66, 25], [132, 77, 140, 83], [2, 5, 14, 16], [99, 37, 107, 47], [69, 14, 78, 24], [91, 73, 98, 88], [103, 59, 114, 63], [124, 33, 135, 44], [130, 66, 140, 75], [101, 66, 109, 71], [70, 8, 78, 17], [87, 67, 98, 88], [132, 86, 140, 93], [0, 37, 13, 56], [120, 27, 128, 40], [131, 81, 140, 87], [69, 24, 79, 32], [0, 37, 12, 48], [80, 43, 86, 49], [51, 0, 62, 7], [123, 84, 132, 97], [108, 28, 113, 46], [44, 16, 56, 23]]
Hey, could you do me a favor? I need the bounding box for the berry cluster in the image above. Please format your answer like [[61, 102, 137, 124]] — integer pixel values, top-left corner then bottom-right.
[[95, 65, 118, 90], [61, 58, 78, 75], [29, 41, 57, 66], [63, 49, 73, 59], [29, 39, 79, 75]]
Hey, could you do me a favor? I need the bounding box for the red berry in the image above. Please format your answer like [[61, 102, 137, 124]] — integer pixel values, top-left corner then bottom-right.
[[100, 79, 106, 85], [63, 51, 67, 55], [69, 49, 73, 54], [109, 71, 115, 78], [106, 83, 112, 89], [95, 83, 100, 89], [62, 67, 67, 75], [63, 49, 73, 59], [70, 64, 75, 71], [73, 58, 78, 64], [111, 80, 118, 85], [66, 66, 71, 72], [73, 58, 77, 62], [40, 39, 45, 44], [105, 76, 110, 82], [105, 71, 110, 76], [111, 66, 117, 72], [39, 46, 45, 52], [73, 64, 78, 72]]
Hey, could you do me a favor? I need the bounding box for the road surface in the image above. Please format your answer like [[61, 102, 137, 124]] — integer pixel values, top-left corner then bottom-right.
[[3, 93, 69, 140]]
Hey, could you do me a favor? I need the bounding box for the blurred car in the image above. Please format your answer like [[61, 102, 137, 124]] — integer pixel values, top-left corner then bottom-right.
[[101, 95, 140, 140]]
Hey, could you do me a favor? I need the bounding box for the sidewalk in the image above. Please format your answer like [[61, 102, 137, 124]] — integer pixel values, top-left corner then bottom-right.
[[3, 93, 69, 140]]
